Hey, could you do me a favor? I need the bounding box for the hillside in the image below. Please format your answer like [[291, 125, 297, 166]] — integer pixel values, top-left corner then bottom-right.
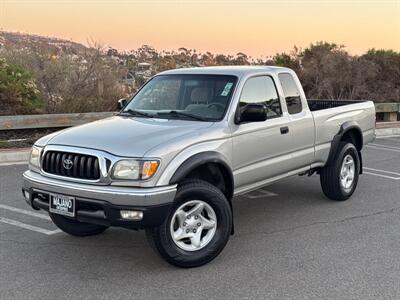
[[0, 31, 399, 117], [0, 31, 88, 53]]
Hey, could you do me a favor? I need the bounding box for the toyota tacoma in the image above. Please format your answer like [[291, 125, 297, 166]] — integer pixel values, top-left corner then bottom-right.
[[22, 66, 376, 267]]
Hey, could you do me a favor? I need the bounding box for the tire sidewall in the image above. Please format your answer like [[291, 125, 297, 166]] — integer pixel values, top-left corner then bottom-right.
[[157, 181, 232, 267], [336, 143, 360, 198]]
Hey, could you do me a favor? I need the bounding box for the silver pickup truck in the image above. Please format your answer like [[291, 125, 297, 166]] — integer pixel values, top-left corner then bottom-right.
[[22, 66, 375, 267]]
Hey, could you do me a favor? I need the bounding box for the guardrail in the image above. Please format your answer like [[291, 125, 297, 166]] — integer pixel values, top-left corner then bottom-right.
[[374, 103, 400, 113], [376, 121, 400, 129], [375, 103, 399, 122], [0, 112, 115, 131], [0, 102, 399, 131]]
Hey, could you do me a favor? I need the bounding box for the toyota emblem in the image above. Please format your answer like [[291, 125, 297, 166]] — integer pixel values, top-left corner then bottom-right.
[[63, 159, 73, 170]]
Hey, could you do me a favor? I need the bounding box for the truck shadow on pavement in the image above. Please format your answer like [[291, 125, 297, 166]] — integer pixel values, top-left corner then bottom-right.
[[35, 176, 331, 270]]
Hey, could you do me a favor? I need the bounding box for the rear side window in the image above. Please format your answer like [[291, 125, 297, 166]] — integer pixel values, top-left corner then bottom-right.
[[278, 73, 302, 114], [239, 76, 282, 119]]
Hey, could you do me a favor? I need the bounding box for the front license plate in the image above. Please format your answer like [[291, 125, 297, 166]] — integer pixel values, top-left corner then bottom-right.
[[49, 194, 75, 217]]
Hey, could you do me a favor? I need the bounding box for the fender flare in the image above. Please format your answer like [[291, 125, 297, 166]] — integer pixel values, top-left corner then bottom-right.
[[326, 121, 363, 173], [169, 151, 234, 197]]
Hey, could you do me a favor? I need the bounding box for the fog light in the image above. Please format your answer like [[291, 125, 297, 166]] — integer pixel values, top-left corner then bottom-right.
[[120, 210, 143, 220], [24, 190, 30, 200], [22, 190, 31, 205]]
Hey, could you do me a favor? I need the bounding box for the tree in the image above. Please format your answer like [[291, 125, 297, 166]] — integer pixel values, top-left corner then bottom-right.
[[360, 49, 400, 102], [0, 58, 43, 115], [157, 56, 176, 72], [200, 52, 215, 66], [299, 42, 352, 99], [0, 42, 126, 113], [273, 52, 300, 73], [215, 54, 230, 65], [234, 52, 249, 65]]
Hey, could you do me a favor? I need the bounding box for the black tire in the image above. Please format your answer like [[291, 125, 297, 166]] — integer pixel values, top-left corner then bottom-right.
[[146, 179, 232, 268], [320, 142, 360, 201], [49, 213, 109, 237]]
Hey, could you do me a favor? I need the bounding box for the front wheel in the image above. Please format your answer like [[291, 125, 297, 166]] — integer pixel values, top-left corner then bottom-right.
[[146, 179, 232, 268], [320, 142, 360, 201]]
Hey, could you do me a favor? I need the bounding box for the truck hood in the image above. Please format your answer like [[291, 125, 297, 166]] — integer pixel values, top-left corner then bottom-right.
[[46, 116, 213, 157]]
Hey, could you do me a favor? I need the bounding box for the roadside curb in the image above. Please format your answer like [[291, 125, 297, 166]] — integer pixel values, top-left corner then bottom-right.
[[0, 148, 30, 166], [375, 127, 400, 137]]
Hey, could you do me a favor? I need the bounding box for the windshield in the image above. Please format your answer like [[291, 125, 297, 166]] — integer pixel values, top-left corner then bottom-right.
[[122, 74, 237, 121]]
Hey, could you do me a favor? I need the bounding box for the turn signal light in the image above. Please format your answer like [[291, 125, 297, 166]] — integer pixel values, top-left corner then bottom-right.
[[142, 161, 159, 179]]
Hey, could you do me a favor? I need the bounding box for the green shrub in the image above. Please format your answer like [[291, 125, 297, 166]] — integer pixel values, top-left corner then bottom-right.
[[0, 58, 43, 115]]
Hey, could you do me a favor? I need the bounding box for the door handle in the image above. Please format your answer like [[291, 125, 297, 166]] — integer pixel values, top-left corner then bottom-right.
[[280, 126, 289, 134]]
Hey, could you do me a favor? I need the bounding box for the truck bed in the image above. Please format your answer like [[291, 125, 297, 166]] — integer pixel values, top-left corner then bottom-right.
[[309, 99, 376, 167], [307, 99, 367, 111]]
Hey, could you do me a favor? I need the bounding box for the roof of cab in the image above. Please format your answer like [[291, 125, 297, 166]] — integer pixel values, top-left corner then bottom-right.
[[158, 65, 293, 77]]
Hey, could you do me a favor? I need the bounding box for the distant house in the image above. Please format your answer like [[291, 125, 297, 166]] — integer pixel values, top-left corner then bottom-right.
[[136, 62, 152, 78]]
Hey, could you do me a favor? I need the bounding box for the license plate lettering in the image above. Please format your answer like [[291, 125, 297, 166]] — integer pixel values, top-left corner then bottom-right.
[[49, 194, 75, 217], [53, 196, 73, 211]]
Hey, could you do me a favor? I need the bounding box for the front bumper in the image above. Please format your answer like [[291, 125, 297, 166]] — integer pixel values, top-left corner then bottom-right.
[[22, 170, 177, 229]]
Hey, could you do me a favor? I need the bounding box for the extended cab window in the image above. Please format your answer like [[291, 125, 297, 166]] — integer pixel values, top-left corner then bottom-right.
[[239, 76, 282, 119], [278, 73, 302, 114]]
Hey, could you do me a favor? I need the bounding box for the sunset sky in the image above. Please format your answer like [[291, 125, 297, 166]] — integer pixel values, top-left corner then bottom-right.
[[1, 0, 399, 58]]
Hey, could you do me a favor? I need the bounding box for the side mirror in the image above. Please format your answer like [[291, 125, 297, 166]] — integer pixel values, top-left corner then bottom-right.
[[237, 103, 267, 123], [118, 98, 127, 110]]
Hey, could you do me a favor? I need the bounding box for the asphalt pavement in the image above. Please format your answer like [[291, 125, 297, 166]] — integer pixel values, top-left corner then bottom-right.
[[1, 137, 400, 299]]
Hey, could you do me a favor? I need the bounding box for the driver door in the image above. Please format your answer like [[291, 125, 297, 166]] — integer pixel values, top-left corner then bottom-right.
[[231, 75, 292, 191]]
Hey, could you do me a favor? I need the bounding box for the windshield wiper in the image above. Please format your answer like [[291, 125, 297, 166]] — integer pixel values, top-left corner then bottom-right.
[[156, 110, 209, 121], [120, 109, 154, 118]]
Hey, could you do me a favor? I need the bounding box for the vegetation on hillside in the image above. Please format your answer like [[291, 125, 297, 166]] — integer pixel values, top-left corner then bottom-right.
[[0, 58, 42, 114], [0, 32, 399, 115]]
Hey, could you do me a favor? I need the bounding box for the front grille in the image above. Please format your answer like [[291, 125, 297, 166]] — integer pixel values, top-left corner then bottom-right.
[[42, 151, 100, 180]]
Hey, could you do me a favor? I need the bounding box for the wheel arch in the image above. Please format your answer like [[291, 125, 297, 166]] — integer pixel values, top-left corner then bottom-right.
[[169, 151, 234, 201], [327, 121, 363, 172]]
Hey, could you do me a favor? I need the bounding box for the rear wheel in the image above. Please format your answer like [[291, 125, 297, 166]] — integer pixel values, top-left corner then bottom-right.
[[49, 213, 108, 237], [146, 179, 232, 268], [320, 142, 360, 201]]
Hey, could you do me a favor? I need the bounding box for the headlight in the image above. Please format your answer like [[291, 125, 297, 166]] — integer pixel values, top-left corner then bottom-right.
[[112, 160, 160, 180], [29, 146, 42, 170]]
